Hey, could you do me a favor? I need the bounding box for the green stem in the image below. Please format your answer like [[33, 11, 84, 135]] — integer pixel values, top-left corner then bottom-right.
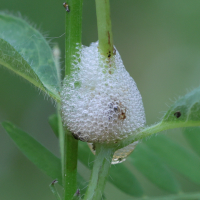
[[57, 104, 65, 181], [84, 144, 115, 200], [116, 121, 200, 150], [65, 0, 83, 76], [64, 0, 83, 199], [95, 0, 114, 58], [64, 131, 78, 200]]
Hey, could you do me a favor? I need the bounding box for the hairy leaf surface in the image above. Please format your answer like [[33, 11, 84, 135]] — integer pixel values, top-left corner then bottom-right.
[[0, 12, 60, 101]]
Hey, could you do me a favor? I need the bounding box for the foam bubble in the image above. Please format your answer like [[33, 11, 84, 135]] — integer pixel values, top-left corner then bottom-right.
[[61, 41, 146, 144]]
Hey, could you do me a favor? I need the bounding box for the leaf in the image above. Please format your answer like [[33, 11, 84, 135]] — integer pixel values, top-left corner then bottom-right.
[[183, 127, 200, 157], [49, 114, 59, 138], [2, 121, 86, 190], [109, 163, 143, 197], [77, 173, 87, 195], [133, 192, 200, 200], [163, 87, 200, 123], [128, 143, 180, 193], [144, 134, 200, 185], [2, 121, 62, 184], [0, 12, 60, 101], [78, 142, 143, 197], [49, 180, 62, 200], [119, 87, 200, 150]]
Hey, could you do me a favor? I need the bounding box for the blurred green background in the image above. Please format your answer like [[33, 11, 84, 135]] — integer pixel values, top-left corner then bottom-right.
[[1, 0, 200, 199]]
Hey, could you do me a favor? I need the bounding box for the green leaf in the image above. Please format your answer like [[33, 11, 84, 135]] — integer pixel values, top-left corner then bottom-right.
[[163, 87, 200, 123], [2, 121, 85, 190], [2, 121, 62, 184], [144, 134, 200, 185], [183, 127, 200, 157], [78, 142, 143, 197], [118, 87, 200, 150], [109, 163, 143, 197], [129, 143, 180, 193], [77, 173, 87, 195], [49, 114, 59, 138], [133, 192, 200, 200], [49, 180, 62, 200], [0, 12, 60, 101]]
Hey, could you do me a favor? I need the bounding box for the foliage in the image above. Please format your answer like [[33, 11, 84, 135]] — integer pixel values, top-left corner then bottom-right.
[[1, 2, 200, 200]]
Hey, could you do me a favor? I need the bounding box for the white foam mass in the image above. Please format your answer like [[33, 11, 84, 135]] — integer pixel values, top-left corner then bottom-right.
[[61, 41, 146, 143]]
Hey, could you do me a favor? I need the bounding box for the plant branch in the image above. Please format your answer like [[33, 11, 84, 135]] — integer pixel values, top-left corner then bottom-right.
[[64, 0, 83, 199], [64, 131, 78, 200], [95, 0, 114, 58], [84, 144, 115, 200], [116, 121, 200, 150], [65, 0, 83, 76]]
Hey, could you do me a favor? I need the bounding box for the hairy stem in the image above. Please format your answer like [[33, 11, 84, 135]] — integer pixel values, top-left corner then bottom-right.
[[116, 121, 200, 150], [84, 144, 115, 200], [65, 0, 83, 76], [95, 0, 114, 58], [64, 0, 83, 199]]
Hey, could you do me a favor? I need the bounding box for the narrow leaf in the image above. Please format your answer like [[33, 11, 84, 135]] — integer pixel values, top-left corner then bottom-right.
[[2, 121, 86, 193], [133, 192, 200, 200], [144, 134, 200, 184], [0, 12, 60, 101], [183, 127, 200, 157], [77, 173, 87, 195], [129, 143, 180, 193], [49, 114, 59, 138], [2, 121, 62, 184], [49, 180, 62, 200]]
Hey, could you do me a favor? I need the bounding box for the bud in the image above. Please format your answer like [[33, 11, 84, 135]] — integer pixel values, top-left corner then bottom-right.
[[61, 41, 146, 161]]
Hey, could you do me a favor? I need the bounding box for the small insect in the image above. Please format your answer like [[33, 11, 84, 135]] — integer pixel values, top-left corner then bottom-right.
[[51, 179, 58, 185], [174, 111, 181, 118], [63, 2, 70, 12], [75, 189, 80, 196]]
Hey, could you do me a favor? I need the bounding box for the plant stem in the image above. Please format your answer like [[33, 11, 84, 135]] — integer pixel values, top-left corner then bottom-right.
[[116, 121, 200, 150], [83, 1, 115, 199], [64, 0, 83, 199], [65, 0, 83, 76], [95, 0, 114, 58], [64, 131, 78, 200], [84, 144, 115, 200]]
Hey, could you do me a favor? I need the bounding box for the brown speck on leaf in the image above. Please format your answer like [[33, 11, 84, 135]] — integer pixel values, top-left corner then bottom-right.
[[174, 111, 181, 118]]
